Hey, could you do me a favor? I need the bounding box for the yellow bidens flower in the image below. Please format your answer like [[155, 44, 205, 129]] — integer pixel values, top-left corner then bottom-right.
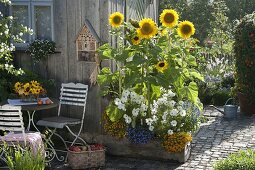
[[132, 36, 140, 45], [155, 60, 169, 73], [109, 12, 124, 28], [160, 9, 179, 28], [137, 18, 158, 39], [177, 20, 195, 39]]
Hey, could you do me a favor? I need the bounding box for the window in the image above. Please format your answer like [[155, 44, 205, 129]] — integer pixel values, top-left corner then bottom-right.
[[10, 0, 54, 46]]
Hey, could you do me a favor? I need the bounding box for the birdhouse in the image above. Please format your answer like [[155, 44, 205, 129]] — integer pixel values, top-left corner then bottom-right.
[[75, 19, 100, 62]]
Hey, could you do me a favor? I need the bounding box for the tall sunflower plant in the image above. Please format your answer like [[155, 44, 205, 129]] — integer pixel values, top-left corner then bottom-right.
[[97, 9, 204, 149]]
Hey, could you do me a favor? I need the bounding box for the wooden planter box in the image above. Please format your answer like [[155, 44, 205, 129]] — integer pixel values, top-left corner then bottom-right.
[[81, 133, 191, 163]]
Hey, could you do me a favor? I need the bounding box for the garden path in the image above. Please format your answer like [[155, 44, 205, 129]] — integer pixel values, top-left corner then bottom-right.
[[52, 107, 255, 170]]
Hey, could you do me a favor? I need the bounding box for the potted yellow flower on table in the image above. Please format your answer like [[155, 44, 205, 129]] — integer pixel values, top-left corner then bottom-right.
[[14, 80, 46, 102], [97, 9, 203, 162]]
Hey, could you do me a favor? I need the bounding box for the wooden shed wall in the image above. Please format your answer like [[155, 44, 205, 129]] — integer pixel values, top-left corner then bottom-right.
[[13, 0, 159, 134]]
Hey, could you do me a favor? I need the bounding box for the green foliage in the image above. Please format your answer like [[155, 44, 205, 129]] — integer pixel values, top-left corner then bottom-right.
[[2, 143, 45, 170], [214, 150, 255, 170], [27, 39, 56, 63], [207, 0, 234, 56], [234, 12, 255, 102]]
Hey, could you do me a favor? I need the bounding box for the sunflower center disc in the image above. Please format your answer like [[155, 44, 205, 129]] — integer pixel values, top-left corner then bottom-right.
[[159, 63, 165, 67], [113, 16, 121, 24], [133, 36, 139, 41], [182, 25, 192, 34], [164, 13, 174, 23], [141, 23, 153, 35]]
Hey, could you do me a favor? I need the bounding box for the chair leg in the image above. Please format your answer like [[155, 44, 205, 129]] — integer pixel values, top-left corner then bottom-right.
[[65, 125, 87, 146], [43, 128, 67, 163]]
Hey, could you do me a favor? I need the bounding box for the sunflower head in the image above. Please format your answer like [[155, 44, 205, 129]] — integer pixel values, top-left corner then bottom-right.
[[137, 18, 158, 39], [109, 12, 124, 28], [155, 60, 169, 73], [14, 82, 22, 92], [132, 35, 141, 45], [23, 83, 31, 95], [177, 21, 195, 39], [160, 9, 179, 28]]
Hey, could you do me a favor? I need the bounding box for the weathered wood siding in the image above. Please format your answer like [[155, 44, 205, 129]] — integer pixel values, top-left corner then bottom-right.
[[13, 0, 159, 134]]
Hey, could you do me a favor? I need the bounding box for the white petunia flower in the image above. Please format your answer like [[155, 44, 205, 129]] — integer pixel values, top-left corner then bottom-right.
[[117, 103, 126, 111], [179, 101, 184, 106], [169, 100, 176, 107], [114, 98, 121, 105], [168, 90, 176, 97], [140, 103, 148, 112], [167, 129, 173, 135], [149, 126, 154, 131], [120, 96, 128, 103], [125, 117, 132, 124], [152, 115, 158, 121], [132, 108, 139, 117], [177, 106, 183, 111], [170, 120, 177, 127], [170, 109, 178, 116], [180, 110, 186, 117], [145, 118, 153, 126]]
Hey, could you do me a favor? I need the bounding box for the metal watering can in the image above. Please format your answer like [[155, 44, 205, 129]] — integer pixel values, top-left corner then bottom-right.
[[210, 98, 238, 119]]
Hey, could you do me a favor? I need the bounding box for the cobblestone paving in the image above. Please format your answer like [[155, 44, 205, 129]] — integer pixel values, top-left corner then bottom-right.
[[50, 107, 255, 170], [177, 107, 255, 170]]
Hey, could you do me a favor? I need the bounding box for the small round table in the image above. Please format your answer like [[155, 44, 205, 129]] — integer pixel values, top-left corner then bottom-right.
[[21, 98, 59, 132]]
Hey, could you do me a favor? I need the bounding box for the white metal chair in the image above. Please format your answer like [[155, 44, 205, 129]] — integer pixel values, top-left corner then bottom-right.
[[0, 105, 44, 165], [36, 83, 88, 161]]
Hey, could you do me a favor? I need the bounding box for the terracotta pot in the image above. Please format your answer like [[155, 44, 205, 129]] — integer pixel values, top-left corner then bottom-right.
[[237, 92, 255, 115]]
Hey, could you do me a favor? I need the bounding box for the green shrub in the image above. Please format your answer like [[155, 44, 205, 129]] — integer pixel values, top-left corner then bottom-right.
[[214, 150, 255, 170], [234, 12, 255, 102]]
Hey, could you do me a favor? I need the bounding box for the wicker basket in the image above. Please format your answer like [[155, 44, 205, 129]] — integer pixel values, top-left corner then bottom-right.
[[67, 147, 105, 169]]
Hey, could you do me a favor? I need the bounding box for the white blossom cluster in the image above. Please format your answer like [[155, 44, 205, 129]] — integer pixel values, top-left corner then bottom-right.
[[145, 88, 191, 134], [0, 0, 11, 5], [114, 89, 148, 125], [0, 43, 15, 53]]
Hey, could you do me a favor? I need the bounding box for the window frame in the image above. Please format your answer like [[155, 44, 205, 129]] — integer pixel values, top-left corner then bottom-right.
[[10, 0, 54, 48]]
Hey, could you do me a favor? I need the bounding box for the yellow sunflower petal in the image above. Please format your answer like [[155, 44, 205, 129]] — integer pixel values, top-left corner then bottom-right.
[[177, 20, 195, 39], [155, 60, 169, 73], [160, 9, 179, 28], [109, 12, 124, 28], [137, 18, 158, 39]]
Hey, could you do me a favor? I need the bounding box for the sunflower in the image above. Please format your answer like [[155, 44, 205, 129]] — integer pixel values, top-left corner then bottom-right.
[[155, 60, 169, 73], [132, 35, 141, 45], [137, 18, 158, 39], [23, 83, 31, 96], [160, 9, 179, 28], [177, 21, 195, 39], [31, 80, 40, 88], [109, 12, 124, 28], [14, 82, 22, 92]]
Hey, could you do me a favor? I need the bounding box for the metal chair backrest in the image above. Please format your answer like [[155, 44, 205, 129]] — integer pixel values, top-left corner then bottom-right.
[[58, 83, 88, 121], [0, 105, 26, 143]]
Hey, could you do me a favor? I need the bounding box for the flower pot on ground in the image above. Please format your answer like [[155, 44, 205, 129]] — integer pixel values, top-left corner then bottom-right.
[[237, 92, 255, 115], [234, 13, 255, 114]]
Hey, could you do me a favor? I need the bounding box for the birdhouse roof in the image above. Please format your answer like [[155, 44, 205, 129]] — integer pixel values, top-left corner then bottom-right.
[[75, 19, 101, 43]]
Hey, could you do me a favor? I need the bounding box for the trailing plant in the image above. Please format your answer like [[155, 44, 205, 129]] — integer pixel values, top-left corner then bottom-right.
[[234, 12, 255, 102], [97, 9, 204, 152], [27, 39, 56, 63]]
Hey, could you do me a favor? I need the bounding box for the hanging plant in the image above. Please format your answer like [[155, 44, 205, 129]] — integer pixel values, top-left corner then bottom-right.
[[27, 39, 56, 63]]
